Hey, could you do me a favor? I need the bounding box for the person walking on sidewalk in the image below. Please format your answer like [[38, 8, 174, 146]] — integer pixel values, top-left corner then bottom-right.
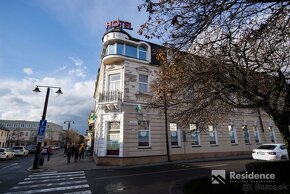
[[79, 144, 85, 160], [47, 146, 52, 161], [66, 145, 72, 163], [74, 144, 79, 162]]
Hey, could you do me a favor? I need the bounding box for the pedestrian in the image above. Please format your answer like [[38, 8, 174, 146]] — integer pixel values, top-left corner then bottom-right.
[[74, 144, 79, 162], [66, 145, 72, 163], [47, 146, 52, 161], [79, 144, 85, 160], [71, 144, 75, 158]]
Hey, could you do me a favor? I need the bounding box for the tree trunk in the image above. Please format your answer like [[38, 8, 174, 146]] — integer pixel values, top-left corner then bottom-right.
[[271, 112, 290, 159]]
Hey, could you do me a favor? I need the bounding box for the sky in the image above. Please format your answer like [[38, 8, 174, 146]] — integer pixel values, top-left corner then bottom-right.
[[0, 0, 156, 135]]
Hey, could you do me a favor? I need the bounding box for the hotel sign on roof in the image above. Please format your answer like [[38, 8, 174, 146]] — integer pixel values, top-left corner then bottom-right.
[[106, 20, 133, 30]]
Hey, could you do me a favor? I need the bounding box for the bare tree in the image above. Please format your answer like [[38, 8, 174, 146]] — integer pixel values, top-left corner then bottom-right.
[[139, 0, 290, 153], [67, 129, 81, 145]]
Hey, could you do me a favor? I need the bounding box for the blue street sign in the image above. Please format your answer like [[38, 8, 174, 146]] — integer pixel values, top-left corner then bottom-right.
[[38, 120, 47, 136]]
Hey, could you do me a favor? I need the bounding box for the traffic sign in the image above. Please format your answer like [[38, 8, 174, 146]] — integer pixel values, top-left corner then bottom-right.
[[37, 135, 45, 143], [38, 120, 47, 136]]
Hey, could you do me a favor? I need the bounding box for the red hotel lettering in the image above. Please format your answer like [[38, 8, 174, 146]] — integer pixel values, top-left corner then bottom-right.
[[106, 20, 133, 30]]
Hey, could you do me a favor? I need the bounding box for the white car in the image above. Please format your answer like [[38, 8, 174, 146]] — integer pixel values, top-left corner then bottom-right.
[[0, 148, 15, 160], [252, 144, 289, 161], [12, 146, 29, 156]]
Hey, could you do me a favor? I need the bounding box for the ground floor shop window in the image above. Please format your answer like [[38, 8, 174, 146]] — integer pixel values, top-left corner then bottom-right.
[[170, 123, 180, 147], [209, 125, 218, 145], [107, 122, 120, 155], [228, 125, 238, 144], [190, 124, 200, 146], [243, 125, 250, 144], [138, 121, 150, 147], [253, 126, 261, 143], [268, 126, 276, 143]]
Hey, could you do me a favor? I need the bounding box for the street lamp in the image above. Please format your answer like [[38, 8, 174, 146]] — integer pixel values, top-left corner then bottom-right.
[[32, 85, 63, 169], [64, 120, 74, 154]]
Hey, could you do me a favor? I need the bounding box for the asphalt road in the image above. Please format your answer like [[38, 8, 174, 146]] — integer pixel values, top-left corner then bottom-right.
[[0, 154, 34, 193], [0, 156, 252, 194], [85, 159, 251, 194]]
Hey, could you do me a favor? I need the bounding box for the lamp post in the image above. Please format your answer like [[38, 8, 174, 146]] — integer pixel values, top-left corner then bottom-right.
[[163, 93, 171, 162], [64, 120, 74, 154], [32, 85, 63, 169]]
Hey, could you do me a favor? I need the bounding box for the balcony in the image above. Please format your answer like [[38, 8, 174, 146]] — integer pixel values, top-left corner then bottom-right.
[[97, 90, 122, 103]]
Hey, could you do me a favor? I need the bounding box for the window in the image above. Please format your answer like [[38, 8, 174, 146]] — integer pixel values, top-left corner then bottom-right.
[[25, 132, 28, 136], [20, 123, 25, 128], [138, 46, 146, 60], [243, 125, 250, 144], [253, 126, 261, 143], [13, 123, 18, 127], [170, 123, 180, 147], [117, 43, 124, 55], [47, 125, 50, 129], [6, 123, 11, 128], [1, 131, 3, 136], [139, 74, 148, 93], [138, 121, 150, 147], [209, 125, 218, 145], [107, 122, 120, 155], [190, 124, 200, 146], [106, 44, 115, 55], [109, 74, 121, 91], [228, 125, 238, 144], [106, 43, 147, 61], [125, 45, 137, 58], [280, 145, 286, 150], [268, 126, 276, 143]]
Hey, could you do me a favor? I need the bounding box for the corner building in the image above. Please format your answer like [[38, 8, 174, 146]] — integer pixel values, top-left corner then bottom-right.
[[93, 27, 283, 166]]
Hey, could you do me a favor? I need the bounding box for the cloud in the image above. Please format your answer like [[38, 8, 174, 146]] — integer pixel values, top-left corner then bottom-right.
[[54, 65, 67, 73], [0, 77, 95, 134], [67, 56, 87, 79], [68, 56, 83, 67], [23, 67, 33, 75]]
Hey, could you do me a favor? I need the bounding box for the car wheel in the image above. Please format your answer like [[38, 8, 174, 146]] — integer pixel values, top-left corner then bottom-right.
[[281, 155, 287, 160]]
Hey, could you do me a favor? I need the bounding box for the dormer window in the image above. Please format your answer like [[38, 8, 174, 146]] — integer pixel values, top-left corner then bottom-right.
[[138, 46, 146, 60], [105, 43, 147, 61]]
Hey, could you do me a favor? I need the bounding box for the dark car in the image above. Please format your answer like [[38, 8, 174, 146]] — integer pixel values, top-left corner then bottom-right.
[[26, 145, 36, 154]]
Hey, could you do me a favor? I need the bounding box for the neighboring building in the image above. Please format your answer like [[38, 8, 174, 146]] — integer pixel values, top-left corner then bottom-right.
[[0, 127, 9, 148], [0, 120, 65, 147], [92, 20, 283, 166]]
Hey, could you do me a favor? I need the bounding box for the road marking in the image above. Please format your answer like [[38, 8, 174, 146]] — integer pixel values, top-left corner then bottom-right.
[[24, 173, 85, 180], [29, 171, 84, 177], [63, 190, 92, 194], [2, 163, 18, 169], [12, 180, 87, 190], [4, 184, 90, 194], [19, 176, 86, 184]]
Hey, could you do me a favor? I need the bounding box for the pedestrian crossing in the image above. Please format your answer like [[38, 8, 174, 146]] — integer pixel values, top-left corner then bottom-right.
[[4, 171, 92, 194]]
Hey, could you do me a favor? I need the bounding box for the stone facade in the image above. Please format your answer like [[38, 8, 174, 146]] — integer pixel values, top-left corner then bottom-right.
[[93, 28, 283, 166]]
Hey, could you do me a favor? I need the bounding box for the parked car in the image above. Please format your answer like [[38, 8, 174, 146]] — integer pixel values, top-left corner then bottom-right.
[[12, 146, 29, 156], [41, 146, 53, 155], [0, 148, 15, 160], [26, 145, 36, 154], [51, 145, 59, 150], [252, 144, 289, 161]]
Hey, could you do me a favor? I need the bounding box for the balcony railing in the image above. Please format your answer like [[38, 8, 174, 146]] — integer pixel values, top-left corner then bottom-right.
[[97, 90, 122, 103]]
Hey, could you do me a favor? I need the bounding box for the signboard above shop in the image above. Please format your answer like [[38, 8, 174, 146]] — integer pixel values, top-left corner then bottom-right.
[[106, 20, 133, 30]]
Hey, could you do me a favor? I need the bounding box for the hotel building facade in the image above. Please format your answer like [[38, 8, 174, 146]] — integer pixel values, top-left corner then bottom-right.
[[92, 24, 283, 166]]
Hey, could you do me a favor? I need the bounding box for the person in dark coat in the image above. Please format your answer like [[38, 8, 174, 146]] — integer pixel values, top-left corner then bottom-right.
[[74, 144, 79, 162], [66, 145, 72, 163], [71, 144, 75, 157], [47, 146, 52, 161]]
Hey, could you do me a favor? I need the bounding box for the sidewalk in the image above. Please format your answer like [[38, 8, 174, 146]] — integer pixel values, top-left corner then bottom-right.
[[28, 149, 107, 172]]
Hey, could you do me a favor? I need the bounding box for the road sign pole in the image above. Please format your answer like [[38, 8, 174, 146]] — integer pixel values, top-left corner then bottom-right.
[[33, 87, 50, 169]]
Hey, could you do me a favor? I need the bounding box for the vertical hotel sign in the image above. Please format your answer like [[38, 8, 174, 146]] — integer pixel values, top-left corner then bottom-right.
[[106, 19, 133, 30]]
